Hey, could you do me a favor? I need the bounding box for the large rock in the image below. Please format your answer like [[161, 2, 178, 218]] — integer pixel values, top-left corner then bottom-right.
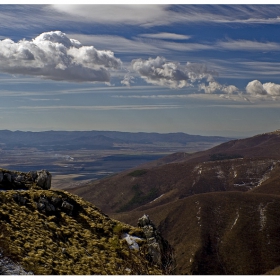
[[138, 214, 175, 273], [35, 170, 52, 190], [0, 168, 52, 190]]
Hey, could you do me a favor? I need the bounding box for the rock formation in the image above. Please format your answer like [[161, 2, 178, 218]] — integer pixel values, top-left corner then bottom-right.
[[0, 169, 52, 190], [138, 214, 175, 274]]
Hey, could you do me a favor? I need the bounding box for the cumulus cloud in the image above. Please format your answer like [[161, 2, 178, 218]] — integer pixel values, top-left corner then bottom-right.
[[199, 81, 240, 100], [0, 30, 122, 82], [121, 73, 135, 87], [246, 80, 280, 98], [130, 56, 217, 89]]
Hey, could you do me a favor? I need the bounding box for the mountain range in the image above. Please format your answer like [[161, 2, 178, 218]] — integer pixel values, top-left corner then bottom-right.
[[0, 130, 233, 151], [68, 129, 280, 275]]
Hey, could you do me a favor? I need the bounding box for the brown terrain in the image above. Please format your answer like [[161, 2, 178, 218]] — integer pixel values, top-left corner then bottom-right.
[[68, 129, 280, 275]]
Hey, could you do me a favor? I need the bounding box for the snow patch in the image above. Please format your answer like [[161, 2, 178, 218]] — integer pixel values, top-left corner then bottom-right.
[[195, 201, 201, 226], [150, 194, 164, 203], [122, 233, 143, 250], [230, 209, 239, 230], [258, 203, 267, 231], [216, 168, 224, 179]]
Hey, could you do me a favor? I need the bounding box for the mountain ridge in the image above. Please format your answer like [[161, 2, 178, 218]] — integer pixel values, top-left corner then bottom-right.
[[67, 129, 280, 274]]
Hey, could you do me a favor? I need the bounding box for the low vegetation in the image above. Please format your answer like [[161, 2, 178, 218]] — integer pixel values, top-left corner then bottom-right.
[[117, 184, 158, 212], [0, 189, 162, 275]]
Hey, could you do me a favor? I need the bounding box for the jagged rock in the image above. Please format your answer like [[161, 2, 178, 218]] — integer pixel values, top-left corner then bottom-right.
[[36, 170, 51, 190], [61, 200, 73, 215], [51, 196, 62, 207], [138, 214, 162, 264], [13, 194, 28, 206], [0, 253, 33, 275], [138, 214, 175, 273], [37, 197, 55, 213], [142, 225, 155, 238], [138, 214, 152, 227], [37, 202, 45, 211], [27, 171, 37, 180], [148, 241, 161, 264], [4, 173, 11, 183], [0, 168, 52, 191]]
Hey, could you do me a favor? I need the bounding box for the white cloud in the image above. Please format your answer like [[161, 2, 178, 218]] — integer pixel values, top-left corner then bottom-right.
[[139, 33, 191, 40], [0, 31, 122, 82], [50, 5, 280, 27], [19, 104, 184, 111], [199, 81, 222, 94], [217, 39, 280, 51], [121, 73, 135, 87], [51, 5, 170, 26], [131, 56, 217, 89], [113, 94, 191, 99], [246, 80, 280, 98], [263, 82, 280, 96], [246, 80, 269, 96], [199, 81, 241, 102]]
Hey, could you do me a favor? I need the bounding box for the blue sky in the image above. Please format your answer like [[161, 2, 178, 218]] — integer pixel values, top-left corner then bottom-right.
[[1, 3, 280, 137]]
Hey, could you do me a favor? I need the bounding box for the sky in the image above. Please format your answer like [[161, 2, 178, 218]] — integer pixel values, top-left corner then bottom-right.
[[1, 3, 280, 137]]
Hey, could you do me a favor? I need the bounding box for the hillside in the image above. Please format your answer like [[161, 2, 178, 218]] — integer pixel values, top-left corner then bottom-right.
[[113, 191, 280, 275], [69, 157, 280, 213], [0, 169, 174, 275], [68, 129, 280, 274], [136, 129, 280, 169]]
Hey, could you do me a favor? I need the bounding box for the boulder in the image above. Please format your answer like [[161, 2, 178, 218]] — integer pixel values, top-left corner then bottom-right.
[[4, 173, 11, 183], [138, 214, 152, 227], [35, 170, 51, 190], [37, 197, 56, 213], [13, 193, 28, 206], [61, 201, 73, 215]]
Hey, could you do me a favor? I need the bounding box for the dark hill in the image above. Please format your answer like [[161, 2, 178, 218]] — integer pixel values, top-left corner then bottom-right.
[[113, 191, 280, 275], [67, 129, 280, 274]]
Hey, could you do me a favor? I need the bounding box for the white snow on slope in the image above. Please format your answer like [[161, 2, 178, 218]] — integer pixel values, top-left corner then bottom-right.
[[122, 233, 143, 250]]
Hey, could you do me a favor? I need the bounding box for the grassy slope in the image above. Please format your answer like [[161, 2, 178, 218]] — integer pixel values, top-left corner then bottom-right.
[[0, 189, 162, 275]]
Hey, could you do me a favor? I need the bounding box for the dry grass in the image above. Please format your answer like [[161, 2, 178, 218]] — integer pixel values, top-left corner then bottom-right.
[[113, 191, 280, 275], [0, 189, 162, 275]]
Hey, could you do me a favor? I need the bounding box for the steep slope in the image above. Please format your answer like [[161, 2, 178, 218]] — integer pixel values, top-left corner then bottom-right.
[[69, 158, 280, 213], [0, 189, 167, 275], [0, 168, 176, 275], [67, 129, 280, 275], [113, 192, 280, 275], [139, 129, 280, 168]]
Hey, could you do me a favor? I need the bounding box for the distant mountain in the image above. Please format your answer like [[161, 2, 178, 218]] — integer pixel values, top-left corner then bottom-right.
[[0, 130, 234, 151], [68, 129, 280, 275]]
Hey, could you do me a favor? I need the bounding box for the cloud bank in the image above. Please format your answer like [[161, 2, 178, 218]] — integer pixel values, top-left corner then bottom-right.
[[246, 80, 280, 97], [199, 81, 240, 95], [0, 31, 122, 82], [130, 56, 217, 88]]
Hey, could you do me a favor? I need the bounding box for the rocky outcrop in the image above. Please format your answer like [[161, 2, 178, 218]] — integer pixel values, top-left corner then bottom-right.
[[0, 253, 33, 275], [138, 214, 175, 274], [0, 169, 52, 190]]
